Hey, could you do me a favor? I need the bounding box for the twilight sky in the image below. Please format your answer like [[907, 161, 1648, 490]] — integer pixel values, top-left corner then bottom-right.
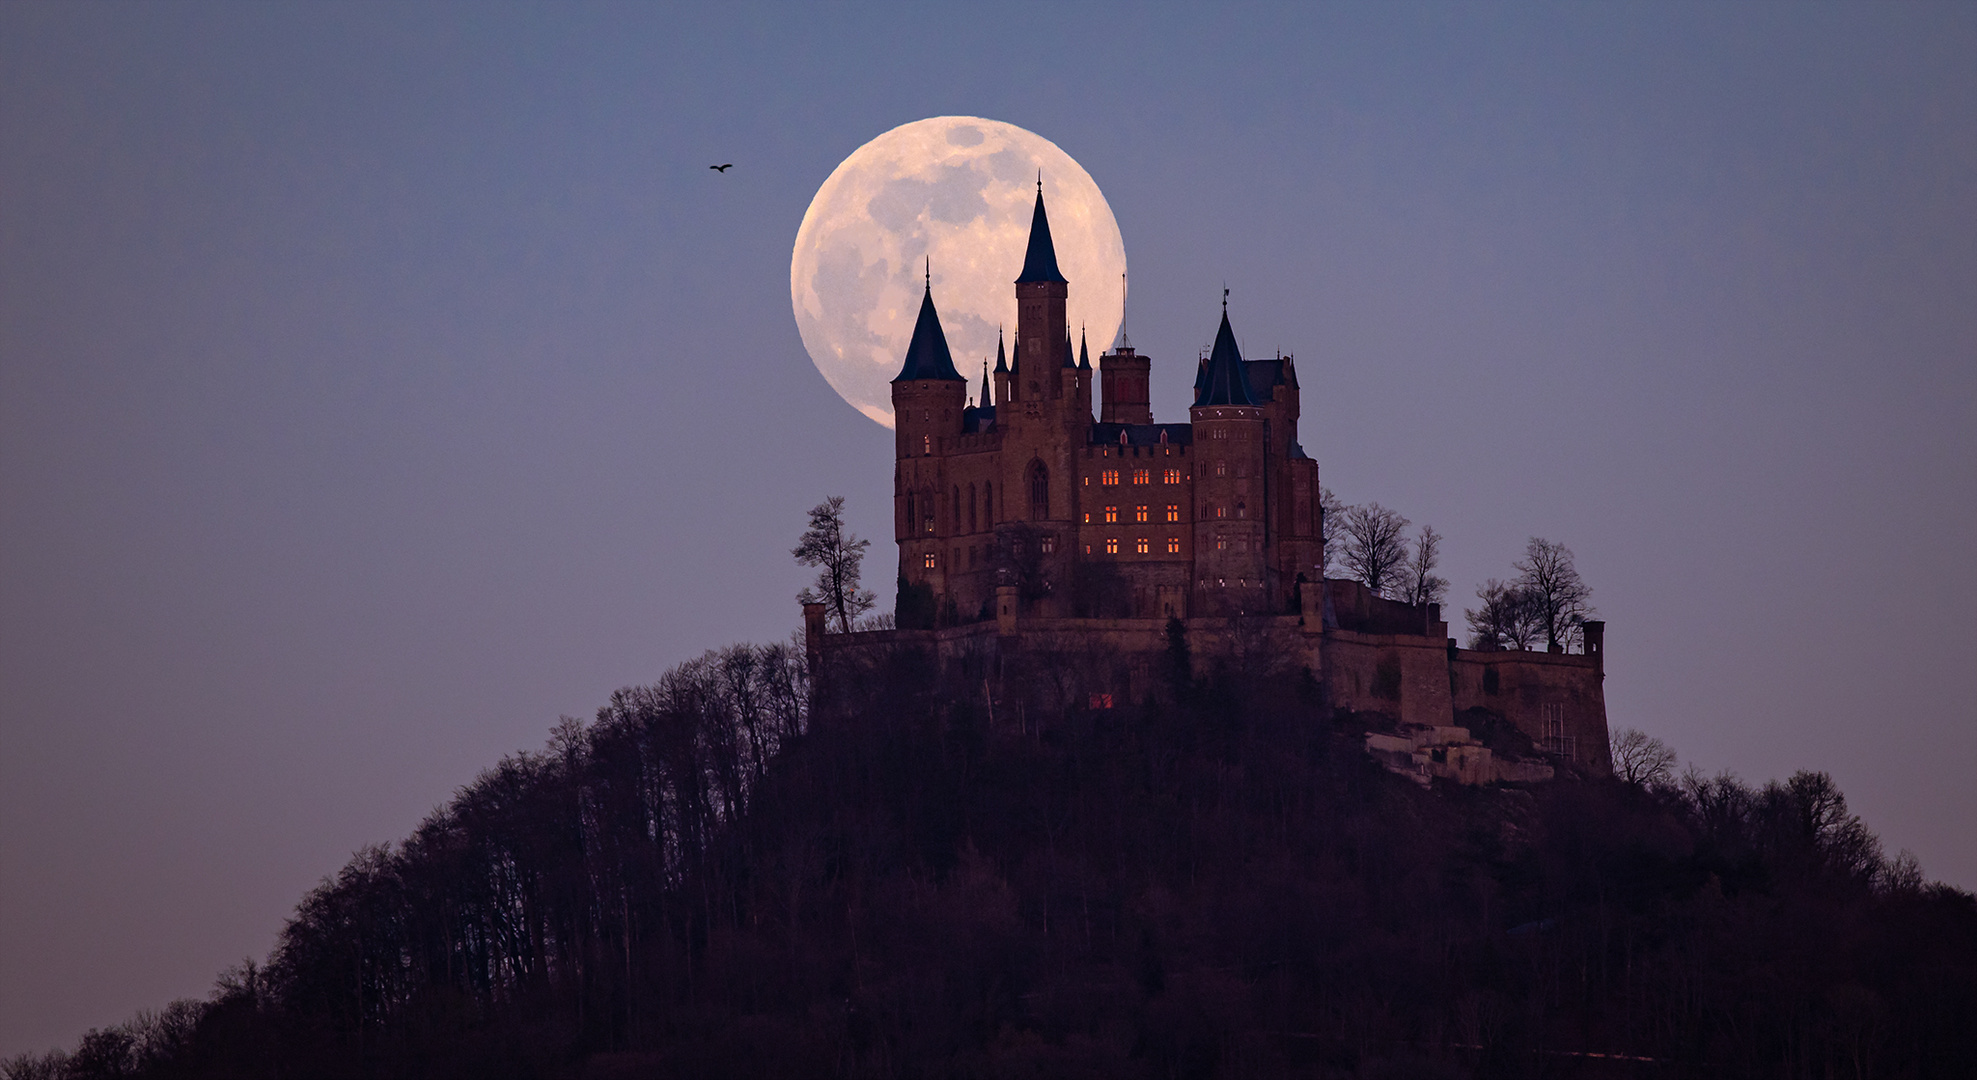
[[3, 1, 1973, 1058]]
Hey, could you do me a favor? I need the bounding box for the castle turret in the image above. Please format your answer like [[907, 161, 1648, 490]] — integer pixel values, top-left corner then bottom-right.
[[1100, 342, 1153, 424], [1190, 301, 1271, 615], [1012, 183, 1069, 417], [890, 271, 966, 592]]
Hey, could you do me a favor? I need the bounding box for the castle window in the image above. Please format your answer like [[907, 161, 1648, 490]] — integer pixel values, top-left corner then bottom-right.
[[1083, 512, 1091, 523], [953, 486, 961, 531], [923, 434, 931, 456], [1041, 535, 1056, 554], [1105, 538, 1119, 555], [924, 514, 935, 534], [1135, 537, 1150, 555], [1028, 462, 1049, 520], [1217, 538, 1227, 551], [1135, 505, 1149, 523], [984, 482, 992, 524], [1104, 506, 1118, 524], [1101, 469, 1120, 486], [1236, 502, 1247, 519], [924, 552, 936, 569], [1214, 461, 1227, 477], [1216, 506, 1227, 519], [1083, 476, 1090, 486], [1167, 536, 1181, 554], [1166, 504, 1180, 522], [1163, 468, 1182, 484], [1213, 429, 1229, 440], [1132, 468, 1150, 485], [968, 484, 977, 532]]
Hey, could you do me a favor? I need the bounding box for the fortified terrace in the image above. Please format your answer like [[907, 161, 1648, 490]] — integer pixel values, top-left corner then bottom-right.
[[804, 184, 1611, 781]]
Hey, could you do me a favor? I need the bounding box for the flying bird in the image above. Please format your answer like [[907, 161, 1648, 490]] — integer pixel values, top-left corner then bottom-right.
[[710, 163, 733, 172]]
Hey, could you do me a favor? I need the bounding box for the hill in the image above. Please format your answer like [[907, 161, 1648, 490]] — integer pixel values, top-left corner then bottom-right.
[[10, 637, 1975, 1079]]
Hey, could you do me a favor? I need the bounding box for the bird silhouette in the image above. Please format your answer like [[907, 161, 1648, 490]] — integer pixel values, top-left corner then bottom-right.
[[710, 163, 733, 172]]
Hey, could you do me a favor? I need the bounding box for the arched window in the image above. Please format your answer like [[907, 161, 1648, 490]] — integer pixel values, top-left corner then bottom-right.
[[906, 493, 915, 532], [967, 484, 978, 533], [1028, 461, 1049, 521], [983, 482, 993, 525], [952, 485, 960, 532]]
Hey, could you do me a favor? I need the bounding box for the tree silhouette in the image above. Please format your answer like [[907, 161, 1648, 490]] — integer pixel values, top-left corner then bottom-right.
[[792, 495, 875, 633]]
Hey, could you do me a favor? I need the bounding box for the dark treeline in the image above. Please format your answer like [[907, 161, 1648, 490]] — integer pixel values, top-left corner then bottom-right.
[[10, 638, 1975, 1079]]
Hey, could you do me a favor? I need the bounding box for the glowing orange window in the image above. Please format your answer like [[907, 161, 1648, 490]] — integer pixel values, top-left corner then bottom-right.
[[1167, 536, 1181, 554], [1132, 468, 1150, 485], [1105, 537, 1119, 555], [1134, 505, 1149, 523], [1135, 537, 1150, 554], [1104, 506, 1119, 523], [1166, 504, 1180, 522], [1163, 468, 1183, 484], [923, 552, 936, 569], [1101, 469, 1120, 486]]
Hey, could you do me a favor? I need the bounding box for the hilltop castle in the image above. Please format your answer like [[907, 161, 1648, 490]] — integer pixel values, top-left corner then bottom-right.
[[808, 185, 1611, 780]]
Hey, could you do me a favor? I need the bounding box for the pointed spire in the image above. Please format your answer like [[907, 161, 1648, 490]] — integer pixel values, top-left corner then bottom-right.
[[994, 327, 1007, 372], [1078, 327, 1091, 369], [890, 273, 963, 383], [980, 360, 992, 407], [1015, 184, 1068, 284], [1196, 302, 1258, 407], [1062, 324, 1076, 368]]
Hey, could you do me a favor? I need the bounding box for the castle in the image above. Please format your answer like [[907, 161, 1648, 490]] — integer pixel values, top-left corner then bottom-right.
[[807, 185, 1611, 779]]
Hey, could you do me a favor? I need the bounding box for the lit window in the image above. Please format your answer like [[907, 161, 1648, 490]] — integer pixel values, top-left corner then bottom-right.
[[1101, 469, 1120, 486], [1167, 536, 1181, 554], [1083, 476, 1090, 486], [923, 434, 931, 455], [1083, 511, 1091, 523], [1214, 429, 1228, 440], [1163, 468, 1182, 484], [1132, 468, 1150, 485], [1217, 538, 1227, 550], [1215, 461, 1227, 477], [1135, 537, 1149, 555], [1104, 506, 1118, 523], [1216, 506, 1227, 519], [1105, 538, 1119, 555], [1084, 544, 1092, 554], [1135, 505, 1149, 523], [1041, 536, 1056, 554], [924, 552, 936, 569], [1166, 504, 1180, 522]]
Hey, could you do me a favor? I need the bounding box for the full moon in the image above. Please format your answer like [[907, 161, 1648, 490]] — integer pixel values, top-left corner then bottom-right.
[[791, 117, 1127, 428]]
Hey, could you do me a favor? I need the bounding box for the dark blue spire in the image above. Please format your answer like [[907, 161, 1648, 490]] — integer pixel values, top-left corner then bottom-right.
[[1196, 306, 1258, 407], [890, 272, 963, 383], [994, 328, 1007, 372], [1015, 183, 1068, 285], [979, 360, 992, 407], [1062, 326, 1076, 368], [1078, 327, 1091, 370]]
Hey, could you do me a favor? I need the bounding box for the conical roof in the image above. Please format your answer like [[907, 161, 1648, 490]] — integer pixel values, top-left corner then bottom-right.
[[994, 329, 1008, 372], [1062, 327, 1076, 368], [1078, 328, 1091, 369], [1015, 186, 1068, 284], [1196, 308, 1258, 407], [979, 361, 992, 407], [891, 281, 963, 382]]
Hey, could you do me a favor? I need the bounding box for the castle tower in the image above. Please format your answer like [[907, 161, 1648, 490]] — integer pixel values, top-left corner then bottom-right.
[[890, 271, 966, 603], [1011, 183, 1069, 415], [1100, 341, 1152, 424], [1190, 302, 1271, 616]]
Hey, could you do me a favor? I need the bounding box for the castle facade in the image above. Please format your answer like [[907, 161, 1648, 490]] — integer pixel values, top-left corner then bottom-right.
[[812, 185, 1611, 779], [890, 186, 1320, 623]]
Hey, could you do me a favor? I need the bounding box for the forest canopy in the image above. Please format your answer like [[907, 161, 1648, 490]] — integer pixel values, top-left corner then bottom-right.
[[8, 638, 1973, 1080]]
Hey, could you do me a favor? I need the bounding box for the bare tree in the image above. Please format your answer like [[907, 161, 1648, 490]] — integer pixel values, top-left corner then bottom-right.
[[1339, 503, 1411, 597], [793, 496, 875, 633], [1465, 579, 1542, 650], [1514, 537, 1595, 651], [1319, 486, 1347, 578], [1611, 728, 1678, 787], [1395, 524, 1449, 607]]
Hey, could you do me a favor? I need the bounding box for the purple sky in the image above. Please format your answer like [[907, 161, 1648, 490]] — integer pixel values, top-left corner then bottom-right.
[[3, 1, 1973, 1058]]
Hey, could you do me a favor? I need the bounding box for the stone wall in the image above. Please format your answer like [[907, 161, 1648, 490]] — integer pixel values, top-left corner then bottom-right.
[[1449, 648, 1610, 774]]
